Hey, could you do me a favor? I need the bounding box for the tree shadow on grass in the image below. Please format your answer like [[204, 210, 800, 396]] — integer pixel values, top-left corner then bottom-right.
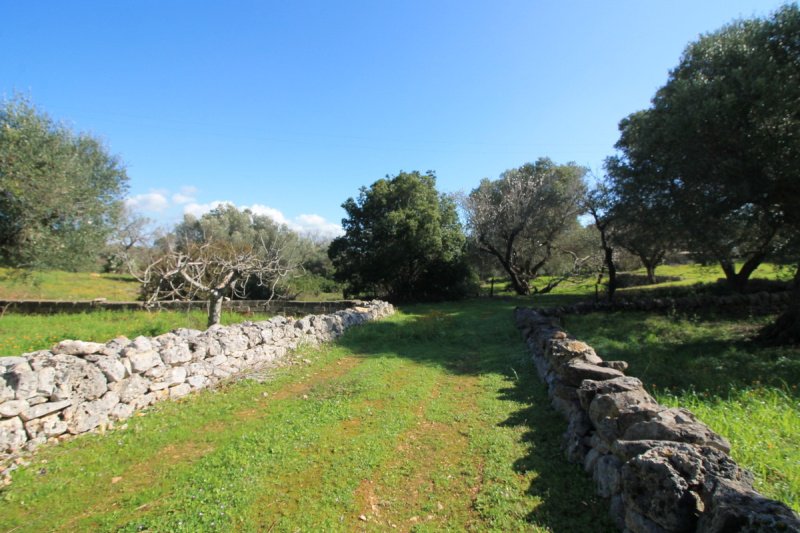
[[335, 300, 616, 531]]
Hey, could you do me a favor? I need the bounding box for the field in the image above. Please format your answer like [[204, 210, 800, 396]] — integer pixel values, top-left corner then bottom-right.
[[0, 263, 797, 529], [0, 300, 613, 532]]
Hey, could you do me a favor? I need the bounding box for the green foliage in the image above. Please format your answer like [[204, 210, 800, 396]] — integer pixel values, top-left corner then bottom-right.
[[329, 171, 477, 302], [606, 5, 800, 291], [464, 158, 587, 295], [0, 96, 128, 271]]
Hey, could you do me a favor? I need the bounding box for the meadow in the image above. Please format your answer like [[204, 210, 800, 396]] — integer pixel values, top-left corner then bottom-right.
[[0, 262, 797, 530]]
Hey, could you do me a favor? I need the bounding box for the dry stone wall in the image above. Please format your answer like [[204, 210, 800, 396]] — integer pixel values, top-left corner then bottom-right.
[[0, 300, 393, 458], [515, 307, 800, 532]]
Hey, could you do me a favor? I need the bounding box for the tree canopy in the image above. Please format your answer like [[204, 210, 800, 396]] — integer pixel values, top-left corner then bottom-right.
[[606, 4, 800, 292], [328, 171, 475, 302], [138, 205, 301, 326], [0, 96, 128, 271], [463, 158, 587, 295]]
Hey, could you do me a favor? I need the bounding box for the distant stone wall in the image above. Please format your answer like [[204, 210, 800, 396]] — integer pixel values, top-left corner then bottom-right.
[[0, 299, 361, 316], [542, 290, 790, 317], [0, 300, 393, 459], [514, 307, 799, 532]]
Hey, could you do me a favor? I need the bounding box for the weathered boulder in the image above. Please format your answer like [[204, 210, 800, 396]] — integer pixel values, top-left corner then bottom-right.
[[698, 477, 800, 532], [52, 340, 106, 356], [112, 375, 151, 403], [558, 361, 625, 387], [127, 350, 162, 374], [621, 443, 749, 532], [94, 356, 127, 382], [19, 400, 72, 422], [48, 355, 108, 402], [0, 399, 29, 418], [0, 417, 27, 452], [623, 407, 731, 454]]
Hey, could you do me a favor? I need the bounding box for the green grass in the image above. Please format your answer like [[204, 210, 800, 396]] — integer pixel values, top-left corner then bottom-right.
[[0, 300, 613, 532], [563, 310, 800, 512], [0, 268, 141, 301], [0, 310, 271, 356]]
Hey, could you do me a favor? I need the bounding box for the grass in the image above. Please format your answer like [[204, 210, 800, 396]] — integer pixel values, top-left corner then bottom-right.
[[0, 268, 141, 301], [562, 310, 800, 512], [0, 267, 345, 303], [0, 300, 614, 532], [0, 310, 271, 356]]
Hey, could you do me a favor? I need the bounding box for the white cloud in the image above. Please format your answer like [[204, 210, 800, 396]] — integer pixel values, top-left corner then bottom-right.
[[246, 204, 291, 226], [125, 192, 169, 212], [172, 186, 198, 205], [183, 200, 233, 218], [295, 213, 344, 238], [182, 200, 343, 239]]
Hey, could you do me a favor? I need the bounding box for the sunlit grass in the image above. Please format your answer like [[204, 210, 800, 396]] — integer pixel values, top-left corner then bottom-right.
[[0, 268, 141, 301], [563, 310, 800, 512], [0, 310, 271, 356]]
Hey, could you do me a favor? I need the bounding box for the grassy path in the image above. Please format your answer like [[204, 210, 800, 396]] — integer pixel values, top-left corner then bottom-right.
[[0, 300, 612, 532]]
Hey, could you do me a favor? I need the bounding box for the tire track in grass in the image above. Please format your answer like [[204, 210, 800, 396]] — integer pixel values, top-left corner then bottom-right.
[[240, 358, 441, 531], [352, 372, 483, 531]]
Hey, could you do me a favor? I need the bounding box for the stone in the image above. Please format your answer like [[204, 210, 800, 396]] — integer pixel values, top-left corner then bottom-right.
[[0, 374, 16, 403], [187, 375, 207, 389], [0, 417, 28, 452], [145, 364, 167, 379], [113, 375, 151, 403], [0, 399, 29, 418], [697, 477, 800, 532], [588, 388, 663, 444], [20, 400, 72, 422], [63, 392, 118, 434], [11, 370, 39, 400], [49, 354, 108, 402], [160, 344, 192, 365], [169, 383, 191, 399], [95, 357, 127, 382], [24, 413, 67, 439], [0, 357, 30, 371], [36, 367, 56, 396], [623, 407, 731, 454], [557, 361, 625, 387], [165, 367, 187, 385], [52, 340, 106, 356], [598, 360, 629, 372], [219, 334, 249, 354], [127, 351, 162, 374], [546, 338, 604, 368], [621, 443, 749, 532], [594, 453, 623, 498], [110, 402, 134, 421]]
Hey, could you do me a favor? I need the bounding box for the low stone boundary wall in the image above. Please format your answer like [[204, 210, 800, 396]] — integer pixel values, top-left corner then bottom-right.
[[514, 307, 799, 532], [0, 300, 393, 459], [542, 290, 790, 317], [0, 299, 362, 317]]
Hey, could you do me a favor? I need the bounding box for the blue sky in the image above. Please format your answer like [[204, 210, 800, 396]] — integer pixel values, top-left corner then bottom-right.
[[2, 0, 787, 237]]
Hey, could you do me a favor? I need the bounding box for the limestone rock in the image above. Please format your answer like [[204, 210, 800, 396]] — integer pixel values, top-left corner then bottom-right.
[[127, 350, 162, 374], [558, 361, 625, 387], [0, 399, 29, 418], [94, 357, 127, 382], [169, 383, 191, 399], [0, 416, 27, 452], [49, 354, 108, 402], [698, 477, 800, 532], [165, 367, 187, 385], [160, 344, 192, 365], [623, 407, 731, 454], [113, 375, 151, 403], [20, 399, 72, 421], [52, 340, 106, 356], [24, 413, 67, 439]]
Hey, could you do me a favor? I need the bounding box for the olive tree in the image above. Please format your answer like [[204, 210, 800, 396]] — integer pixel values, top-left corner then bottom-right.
[[463, 158, 586, 295], [138, 205, 300, 327], [0, 96, 128, 270]]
